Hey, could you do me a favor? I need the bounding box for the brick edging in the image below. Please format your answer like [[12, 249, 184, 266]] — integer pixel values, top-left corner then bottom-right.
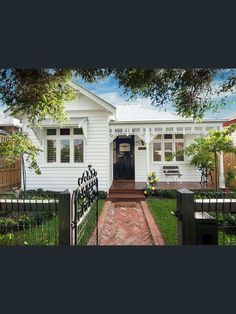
[[98, 201, 111, 236], [140, 201, 165, 246]]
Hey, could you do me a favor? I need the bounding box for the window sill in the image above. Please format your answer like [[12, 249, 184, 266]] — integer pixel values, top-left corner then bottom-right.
[[41, 163, 86, 168]]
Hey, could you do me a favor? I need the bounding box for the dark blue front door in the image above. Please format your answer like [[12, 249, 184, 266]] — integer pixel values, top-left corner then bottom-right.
[[113, 136, 135, 180]]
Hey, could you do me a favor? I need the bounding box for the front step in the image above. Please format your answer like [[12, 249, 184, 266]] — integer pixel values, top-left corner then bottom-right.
[[107, 193, 145, 202], [109, 189, 144, 194]]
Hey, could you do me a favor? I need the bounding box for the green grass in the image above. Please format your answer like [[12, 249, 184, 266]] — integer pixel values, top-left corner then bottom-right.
[[0, 216, 58, 246], [147, 198, 177, 245], [77, 199, 105, 245], [0, 199, 106, 246], [147, 198, 236, 246]]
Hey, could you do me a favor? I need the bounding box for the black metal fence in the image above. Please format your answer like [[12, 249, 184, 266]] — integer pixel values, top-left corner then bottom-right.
[[175, 189, 236, 246], [194, 191, 236, 245], [0, 192, 58, 245], [58, 165, 99, 246]]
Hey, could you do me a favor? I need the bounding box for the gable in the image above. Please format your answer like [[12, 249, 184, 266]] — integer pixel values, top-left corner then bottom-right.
[[68, 81, 116, 114]]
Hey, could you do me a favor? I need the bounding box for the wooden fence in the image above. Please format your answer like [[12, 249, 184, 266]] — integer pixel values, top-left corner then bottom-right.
[[0, 134, 21, 192], [224, 153, 236, 188]]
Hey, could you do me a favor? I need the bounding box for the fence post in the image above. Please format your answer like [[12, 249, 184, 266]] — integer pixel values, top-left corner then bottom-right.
[[58, 190, 73, 246], [177, 188, 196, 245]]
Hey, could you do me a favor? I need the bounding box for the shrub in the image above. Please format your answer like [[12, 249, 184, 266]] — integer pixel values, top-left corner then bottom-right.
[[98, 190, 107, 199]]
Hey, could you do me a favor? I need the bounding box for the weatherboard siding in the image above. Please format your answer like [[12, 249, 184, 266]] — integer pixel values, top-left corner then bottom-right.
[[24, 115, 110, 192], [135, 134, 201, 182]]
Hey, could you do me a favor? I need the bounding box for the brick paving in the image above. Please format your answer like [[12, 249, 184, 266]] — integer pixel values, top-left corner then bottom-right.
[[88, 201, 164, 246]]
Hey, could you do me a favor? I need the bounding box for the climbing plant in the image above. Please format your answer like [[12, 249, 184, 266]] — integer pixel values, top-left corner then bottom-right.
[[0, 133, 42, 191]]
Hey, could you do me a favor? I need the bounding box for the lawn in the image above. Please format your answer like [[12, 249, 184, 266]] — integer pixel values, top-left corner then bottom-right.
[[147, 198, 177, 245], [147, 198, 236, 246], [0, 199, 105, 246], [77, 199, 105, 245]]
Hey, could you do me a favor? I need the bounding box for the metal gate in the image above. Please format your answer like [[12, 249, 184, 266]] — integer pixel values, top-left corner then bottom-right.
[[71, 165, 99, 245]]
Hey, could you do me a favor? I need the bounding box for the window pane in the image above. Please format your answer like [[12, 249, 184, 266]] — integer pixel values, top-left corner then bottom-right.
[[153, 142, 162, 161], [154, 134, 162, 140], [175, 134, 184, 139], [47, 129, 56, 136], [164, 142, 173, 161], [73, 128, 83, 135], [176, 142, 184, 161], [74, 139, 83, 163], [60, 139, 70, 163], [164, 134, 172, 139], [60, 128, 70, 136], [47, 140, 56, 163]]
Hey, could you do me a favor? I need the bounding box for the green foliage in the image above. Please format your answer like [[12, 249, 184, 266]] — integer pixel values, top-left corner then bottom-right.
[[226, 169, 235, 186], [0, 69, 110, 125], [147, 199, 177, 245], [144, 171, 159, 196], [0, 132, 41, 175], [98, 190, 107, 199], [1, 69, 236, 123], [182, 125, 236, 189]]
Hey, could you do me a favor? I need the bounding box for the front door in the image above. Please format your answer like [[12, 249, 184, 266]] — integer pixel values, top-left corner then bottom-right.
[[113, 136, 135, 180]]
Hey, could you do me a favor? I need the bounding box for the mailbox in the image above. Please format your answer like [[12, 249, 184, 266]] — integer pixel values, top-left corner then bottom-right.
[[195, 212, 218, 245]]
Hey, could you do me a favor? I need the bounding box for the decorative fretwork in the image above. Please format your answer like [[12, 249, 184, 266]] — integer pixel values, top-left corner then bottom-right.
[[109, 124, 219, 143]]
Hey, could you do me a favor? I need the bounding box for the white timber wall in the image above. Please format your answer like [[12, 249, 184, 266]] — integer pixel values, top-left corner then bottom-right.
[[134, 134, 202, 182], [22, 94, 112, 192]]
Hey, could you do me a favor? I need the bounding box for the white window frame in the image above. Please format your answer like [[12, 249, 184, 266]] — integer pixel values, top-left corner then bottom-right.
[[152, 134, 185, 163], [45, 127, 85, 166]]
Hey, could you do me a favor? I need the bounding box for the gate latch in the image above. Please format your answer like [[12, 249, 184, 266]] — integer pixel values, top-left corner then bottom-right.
[[171, 209, 182, 220]]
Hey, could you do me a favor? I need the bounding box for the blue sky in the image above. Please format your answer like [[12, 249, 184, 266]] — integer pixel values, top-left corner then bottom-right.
[[1, 70, 236, 119], [75, 70, 236, 119]]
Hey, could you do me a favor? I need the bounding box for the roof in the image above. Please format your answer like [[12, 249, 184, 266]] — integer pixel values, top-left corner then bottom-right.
[[0, 111, 22, 128], [113, 104, 226, 123]]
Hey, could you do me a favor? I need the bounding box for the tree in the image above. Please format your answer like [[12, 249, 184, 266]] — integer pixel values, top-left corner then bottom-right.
[[183, 124, 236, 190], [0, 133, 42, 191], [1, 69, 236, 124], [0, 69, 109, 125]]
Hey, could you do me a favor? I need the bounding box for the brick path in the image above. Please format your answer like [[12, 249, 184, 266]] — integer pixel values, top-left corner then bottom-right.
[[88, 201, 164, 246]]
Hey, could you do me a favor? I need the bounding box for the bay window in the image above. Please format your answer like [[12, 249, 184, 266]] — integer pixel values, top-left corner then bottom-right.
[[152, 134, 185, 162], [46, 128, 84, 164]]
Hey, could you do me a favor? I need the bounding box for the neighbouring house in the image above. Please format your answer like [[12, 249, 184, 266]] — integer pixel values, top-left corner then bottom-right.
[[21, 81, 227, 192], [0, 111, 22, 192]]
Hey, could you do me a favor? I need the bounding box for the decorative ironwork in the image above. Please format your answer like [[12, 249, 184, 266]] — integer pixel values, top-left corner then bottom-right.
[[72, 165, 99, 245]]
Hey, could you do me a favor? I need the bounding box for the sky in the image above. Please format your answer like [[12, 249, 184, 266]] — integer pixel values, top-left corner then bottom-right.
[[75, 70, 236, 119], [1, 70, 236, 119]]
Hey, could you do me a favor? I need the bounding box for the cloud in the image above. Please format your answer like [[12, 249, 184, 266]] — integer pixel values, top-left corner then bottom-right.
[[97, 91, 157, 108]]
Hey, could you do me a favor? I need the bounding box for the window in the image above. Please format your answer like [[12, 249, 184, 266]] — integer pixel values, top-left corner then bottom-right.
[[74, 139, 83, 163], [47, 129, 56, 136], [47, 139, 56, 163], [164, 142, 173, 161], [175, 134, 184, 139], [73, 128, 83, 135], [46, 128, 84, 164], [60, 128, 70, 136], [164, 134, 172, 139], [175, 142, 184, 161], [152, 134, 185, 162], [60, 139, 70, 163], [153, 142, 162, 161]]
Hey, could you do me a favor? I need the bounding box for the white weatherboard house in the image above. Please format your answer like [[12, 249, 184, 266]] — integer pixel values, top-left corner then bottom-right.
[[22, 81, 227, 192]]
